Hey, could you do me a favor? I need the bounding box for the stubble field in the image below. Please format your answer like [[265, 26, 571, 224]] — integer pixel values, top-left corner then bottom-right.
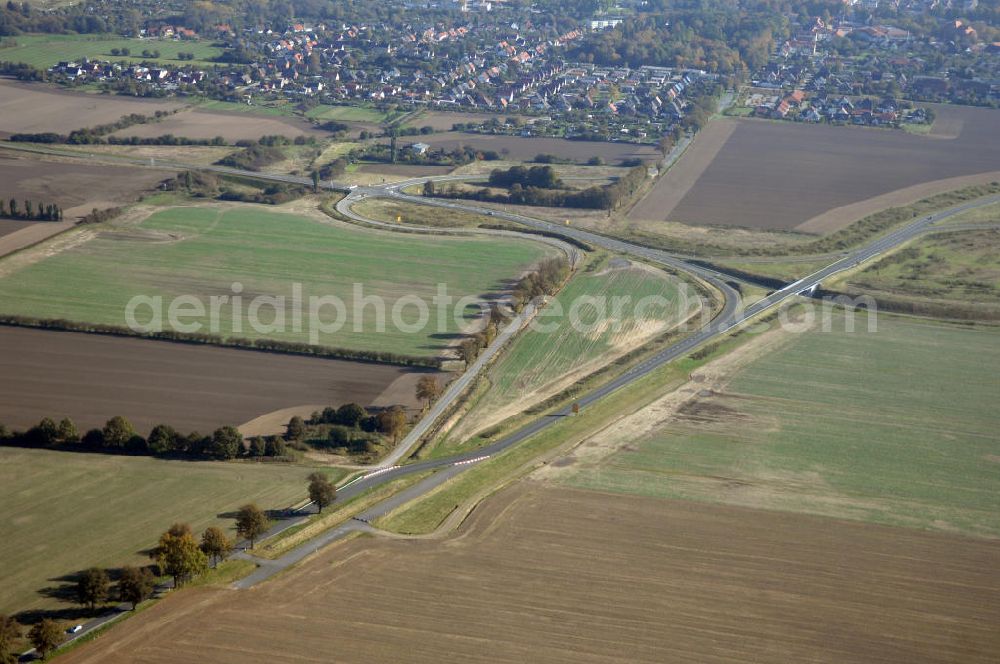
[[0, 446, 345, 616], [561, 313, 1000, 537], [56, 483, 1000, 664], [629, 104, 1000, 232]]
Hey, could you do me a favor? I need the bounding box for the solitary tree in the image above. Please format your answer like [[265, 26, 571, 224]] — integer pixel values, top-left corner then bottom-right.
[[153, 523, 207, 588], [117, 566, 155, 610], [0, 615, 21, 664], [285, 416, 306, 442], [28, 619, 62, 660], [76, 567, 110, 613], [377, 406, 407, 445], [422, 179, 435, 196], [415, 375, 442, 409], [102, 415, 136, 449], [200, 526, 234, 567], [307, 472, 337, 513], [235, 504, 269, 549], [311, 169, 320, 192], [7, 200, 16, 218]]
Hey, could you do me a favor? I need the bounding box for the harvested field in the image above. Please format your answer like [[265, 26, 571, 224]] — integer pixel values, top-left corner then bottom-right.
[[58, 483, 1000, 664], [387, 132, 660, 163], [0, 79, 182, 137], [0, 154, 166, 219], [110, 108, 327, 142], [0, 326, 429, 432], [561, 313, 1000, 538], [0, 220, 75, 259], [631, 104, 1000, 232], [0, 446, 344, 616]]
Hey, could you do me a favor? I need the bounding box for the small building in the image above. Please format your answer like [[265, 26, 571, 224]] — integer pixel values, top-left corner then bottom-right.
[[409, 142, 431, 155]]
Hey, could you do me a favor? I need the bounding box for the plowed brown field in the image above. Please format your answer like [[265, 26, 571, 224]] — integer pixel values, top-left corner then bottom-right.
[[0, 326, 432, 433], [59, 483, 1000, 664], [631, 104, 1000, 232]]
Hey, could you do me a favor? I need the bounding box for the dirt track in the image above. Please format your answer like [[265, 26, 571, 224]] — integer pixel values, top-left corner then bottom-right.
[[633, 104, 1000, 231], [58, 483, 1000, 664], [0, 326, 432, 433]]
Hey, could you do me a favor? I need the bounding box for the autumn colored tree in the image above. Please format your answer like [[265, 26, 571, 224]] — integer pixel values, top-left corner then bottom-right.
[[415, 375, 442, 409], [28, 619, 62, 660], [200, 527, 234, 567], [153, 523, 207, 587], [377, 406, 407, 445]]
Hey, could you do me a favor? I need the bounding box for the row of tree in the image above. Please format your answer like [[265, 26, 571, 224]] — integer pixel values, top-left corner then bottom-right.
[[430, 164, 649, 211], [0, 415, 289, 461], [453, 261, 569, 365], [0, 198, 62, 221]]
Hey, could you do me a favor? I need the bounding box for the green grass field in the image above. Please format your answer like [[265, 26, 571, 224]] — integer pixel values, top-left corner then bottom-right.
[[562, 314, 1000, 537], [193, 99, 299, 117], [0, 34, 224, 68], [305, 105, 392, 124], [442, 257, 696, 449], [0, 448, 344, 615], [0, 205, 554, 358]]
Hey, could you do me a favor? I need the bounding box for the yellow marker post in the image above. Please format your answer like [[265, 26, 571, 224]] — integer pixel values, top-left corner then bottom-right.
[[565, 219, 570, 226], [396, 215, 402, 223]]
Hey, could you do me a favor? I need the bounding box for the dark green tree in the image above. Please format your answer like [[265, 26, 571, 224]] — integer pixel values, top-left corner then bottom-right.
[[117, 566, 154, 610], [77, 567, 110, 613]]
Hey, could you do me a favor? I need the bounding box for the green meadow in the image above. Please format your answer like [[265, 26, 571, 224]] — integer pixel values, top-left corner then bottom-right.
[[0, 206, 555, 358], [0, 33, 224, 68]]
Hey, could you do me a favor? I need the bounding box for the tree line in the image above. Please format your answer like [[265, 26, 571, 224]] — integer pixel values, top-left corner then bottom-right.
[[456, 257, 570, 365], [428, 163, 649, 211], [0, 198, 62, 221], [0, 415, 290, 461]]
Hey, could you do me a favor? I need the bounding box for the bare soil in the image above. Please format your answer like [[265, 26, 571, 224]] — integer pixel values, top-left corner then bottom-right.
[[110, 108, 327, 142], [0, 79, 182, 137], [58, 482, 1000, 664], [632, 104, 1000, 232], [0, 326, 433, 433], [0, 218, 35, 238], [0, 154, 167, 219]]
